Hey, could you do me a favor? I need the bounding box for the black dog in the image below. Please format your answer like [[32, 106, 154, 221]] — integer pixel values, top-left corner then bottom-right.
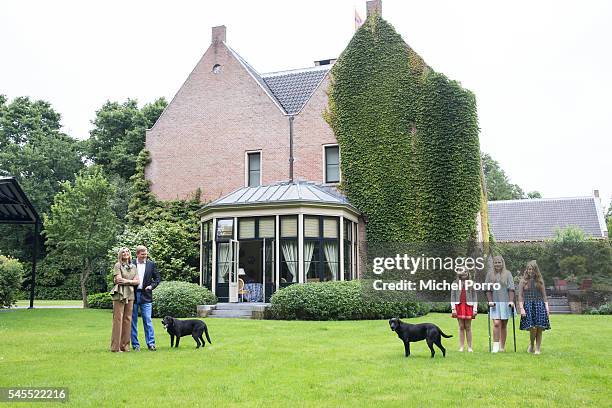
[[162, 316, 212, 349], [389, 318, 452, 358]]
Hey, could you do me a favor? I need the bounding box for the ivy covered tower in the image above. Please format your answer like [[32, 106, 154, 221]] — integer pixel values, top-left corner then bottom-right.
[[326, 0, 489, 244]]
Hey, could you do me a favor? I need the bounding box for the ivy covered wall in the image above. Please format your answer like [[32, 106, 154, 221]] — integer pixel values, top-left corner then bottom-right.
[[326, 14, 486, 244]]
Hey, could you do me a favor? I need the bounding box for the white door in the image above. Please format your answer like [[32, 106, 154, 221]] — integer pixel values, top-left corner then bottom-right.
[[228, 239, 239, 302]]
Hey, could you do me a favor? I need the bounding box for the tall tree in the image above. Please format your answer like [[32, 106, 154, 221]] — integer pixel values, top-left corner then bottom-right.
[[481, 152, 526, 201], [43, 168, 119, 307], [0, 95, 83, 260], [85, 98, 166, 180]]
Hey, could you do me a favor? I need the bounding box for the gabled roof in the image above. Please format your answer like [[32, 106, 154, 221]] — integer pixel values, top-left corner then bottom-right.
[[0, 177, 40, 224], [200, 181, 358, 214], [226, 44, 331, 115], [488, 196, 608, 242]]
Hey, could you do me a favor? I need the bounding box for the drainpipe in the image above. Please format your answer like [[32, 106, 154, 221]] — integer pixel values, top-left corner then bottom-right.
[[289, 116, 295, 182]]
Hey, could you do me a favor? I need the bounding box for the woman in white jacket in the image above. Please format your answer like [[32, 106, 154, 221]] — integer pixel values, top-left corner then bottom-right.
[[450, 270, 478, 352]]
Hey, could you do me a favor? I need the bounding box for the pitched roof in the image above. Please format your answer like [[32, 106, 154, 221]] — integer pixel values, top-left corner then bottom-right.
[[261, 66, 330, 114], [200, 181, 358, 213], [0, 177, 40, 224], [226, 44, 330, 115], [488, 197, 608, 242]]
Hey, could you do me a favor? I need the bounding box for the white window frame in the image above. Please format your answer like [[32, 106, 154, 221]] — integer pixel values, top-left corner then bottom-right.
[[322, 144, 340, 184], [245, 150, 262, 187]]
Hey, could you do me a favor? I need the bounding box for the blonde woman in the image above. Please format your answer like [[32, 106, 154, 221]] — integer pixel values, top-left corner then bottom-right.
[[485, 255, 515, 352], [110, 247, 139, 352], [518, 260, 550, 354]]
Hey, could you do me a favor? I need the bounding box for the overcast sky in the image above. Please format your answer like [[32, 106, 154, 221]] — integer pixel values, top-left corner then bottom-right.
[[1, 0, 610, 209]]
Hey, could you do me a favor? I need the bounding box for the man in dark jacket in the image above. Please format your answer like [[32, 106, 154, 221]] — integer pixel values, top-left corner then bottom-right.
[[131, 245, 161, 351]]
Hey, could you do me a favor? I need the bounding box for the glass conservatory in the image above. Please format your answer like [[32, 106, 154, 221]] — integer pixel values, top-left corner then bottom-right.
[[198, 182, 361, 302]]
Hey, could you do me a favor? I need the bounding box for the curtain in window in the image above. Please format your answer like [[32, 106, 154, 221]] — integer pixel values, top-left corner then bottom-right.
[[218, 243, 231, 283], [281, 241, 298, 282], [304, 241, 316, 279], [323, 242, 338, 281]]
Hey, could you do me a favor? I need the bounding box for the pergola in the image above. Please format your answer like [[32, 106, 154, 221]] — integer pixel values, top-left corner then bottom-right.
[[0, 177, 41, 308]]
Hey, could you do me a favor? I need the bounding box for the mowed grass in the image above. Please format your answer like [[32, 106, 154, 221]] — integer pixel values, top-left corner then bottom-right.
[[0, 310, 610, 407]]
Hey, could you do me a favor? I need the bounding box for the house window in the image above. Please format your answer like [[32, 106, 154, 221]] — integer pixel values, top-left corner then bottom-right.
[[325, 145, 340, 183], [304, 215, 340, 282], [280, 216, 298, 283], [247, 152, 261, 187]]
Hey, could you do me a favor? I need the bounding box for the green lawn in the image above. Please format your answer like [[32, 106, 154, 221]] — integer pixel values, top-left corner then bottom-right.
[[15, 300, 83, 307], [0, 310, 609, 407]]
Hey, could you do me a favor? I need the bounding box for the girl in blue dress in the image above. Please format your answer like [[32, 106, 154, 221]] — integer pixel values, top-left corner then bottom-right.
[[518, 260, 551, 354], [485, 255, 515, 353]]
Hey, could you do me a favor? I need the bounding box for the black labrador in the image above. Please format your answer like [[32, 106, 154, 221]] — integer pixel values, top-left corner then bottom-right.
[[162, 316, 212, 349], [389, 318, 452, 358]]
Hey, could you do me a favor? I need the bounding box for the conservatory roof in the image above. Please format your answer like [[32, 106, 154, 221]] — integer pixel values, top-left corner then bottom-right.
[[0, 177, 40, 224], [200, 181, 358, 214]]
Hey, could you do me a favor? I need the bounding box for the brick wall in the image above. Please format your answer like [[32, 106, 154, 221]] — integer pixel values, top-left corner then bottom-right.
[[145, 40, 338, 202]]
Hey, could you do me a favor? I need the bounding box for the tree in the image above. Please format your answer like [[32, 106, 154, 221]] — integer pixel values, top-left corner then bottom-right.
[[85, 98, 166, 180], [480, 152, 525, 201], [0, 95, 83, 260], [43, 168, 119, 307], [607, 200, 612, 240], [527, 191, 542, 199]]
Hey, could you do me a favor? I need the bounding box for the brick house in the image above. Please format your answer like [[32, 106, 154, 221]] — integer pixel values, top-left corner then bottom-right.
[[145, 2, 391, 302]]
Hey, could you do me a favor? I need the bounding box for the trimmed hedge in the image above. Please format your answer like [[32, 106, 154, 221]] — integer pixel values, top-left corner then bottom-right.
[[269, 281, 429, 320], [151, 281, 217, 318], [0, 255, 23, 308], [88, 292, 113, 309]]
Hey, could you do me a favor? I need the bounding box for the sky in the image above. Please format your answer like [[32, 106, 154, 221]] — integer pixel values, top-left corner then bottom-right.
[[1, 0, 610, 210]]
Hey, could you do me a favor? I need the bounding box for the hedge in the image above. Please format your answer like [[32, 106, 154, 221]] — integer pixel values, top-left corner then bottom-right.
[[269, 280, 429, 320], [151, 281, 217, 318], [0, 255, 23, 308], [88, 292, 113, 309]]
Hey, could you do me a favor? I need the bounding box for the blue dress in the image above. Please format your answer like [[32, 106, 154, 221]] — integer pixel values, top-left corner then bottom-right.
[[519, 279, 551, 331], [485, 271, 516, 320]]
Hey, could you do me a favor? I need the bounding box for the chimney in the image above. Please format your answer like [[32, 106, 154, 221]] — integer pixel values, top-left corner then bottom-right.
[[366, 0, 382, 18], [212, 25, 226, 44], [593, 189, 599, 198]]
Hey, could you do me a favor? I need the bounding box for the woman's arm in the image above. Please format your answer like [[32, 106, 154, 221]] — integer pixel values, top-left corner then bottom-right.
[[113, 263, 125, 285]]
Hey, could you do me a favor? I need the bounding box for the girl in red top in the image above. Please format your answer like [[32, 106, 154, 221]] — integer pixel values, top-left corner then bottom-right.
[[451, 270, 477, 352]]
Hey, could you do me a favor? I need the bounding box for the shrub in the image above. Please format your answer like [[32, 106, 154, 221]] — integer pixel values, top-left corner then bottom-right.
[[112, 220, 199, 284], [0, 255, 24, 308], [35, 273, 107, 300], [584, 302, 612, 315], [269, 280, 429, 320], [88, 292, 113, 309], [152, 281, 217, 318]]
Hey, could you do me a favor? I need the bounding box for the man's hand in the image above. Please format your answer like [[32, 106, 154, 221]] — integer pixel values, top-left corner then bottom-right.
[[488, 302, 495, 308], [116, 277, 125, 284], [145, 285, 152, 291], [508, 301, 515, 309], [520, 308, 526, 317]]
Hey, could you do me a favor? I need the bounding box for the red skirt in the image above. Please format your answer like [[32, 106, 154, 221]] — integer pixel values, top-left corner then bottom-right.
[[454, 302, 475, 320]]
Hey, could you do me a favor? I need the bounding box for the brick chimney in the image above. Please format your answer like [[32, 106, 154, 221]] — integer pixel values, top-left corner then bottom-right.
[[593, 189, 600, 198], [212, 25, 226, 44], [366, 0, 382, 18]]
